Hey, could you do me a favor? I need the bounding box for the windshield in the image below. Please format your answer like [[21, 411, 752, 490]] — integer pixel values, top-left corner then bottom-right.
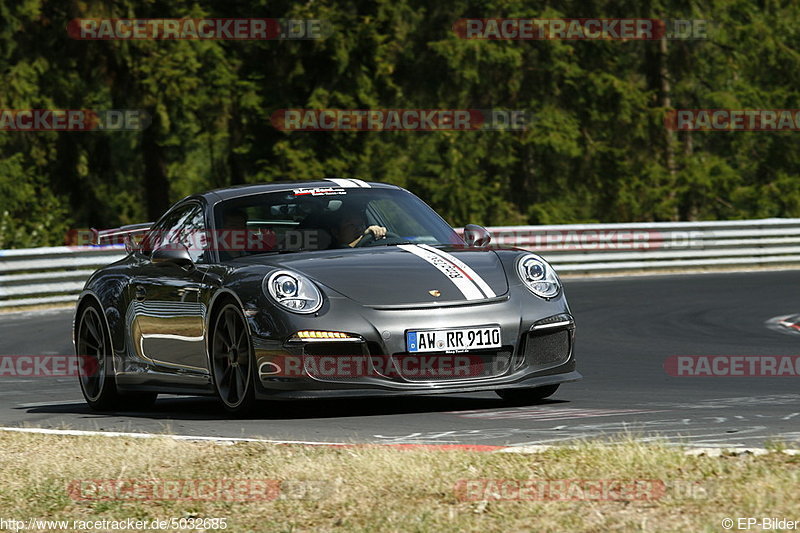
[[212, 186, 463, 259]]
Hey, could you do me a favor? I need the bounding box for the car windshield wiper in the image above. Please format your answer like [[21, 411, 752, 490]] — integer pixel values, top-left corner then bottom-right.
[[370, 241, 419, 247]]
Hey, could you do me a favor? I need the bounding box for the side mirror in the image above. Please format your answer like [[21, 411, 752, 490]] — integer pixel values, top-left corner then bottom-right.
[[152, 244, 194, 268], [463, 224, 492, 248]]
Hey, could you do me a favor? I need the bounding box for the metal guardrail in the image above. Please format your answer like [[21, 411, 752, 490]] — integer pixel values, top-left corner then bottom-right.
[[1, 218, 799, 308], [487, 218, 800, 272], [0, 245, 127, 308]]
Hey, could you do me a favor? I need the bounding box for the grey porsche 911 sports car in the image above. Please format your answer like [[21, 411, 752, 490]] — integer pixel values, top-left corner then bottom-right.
[[74, 179, 579, 413]]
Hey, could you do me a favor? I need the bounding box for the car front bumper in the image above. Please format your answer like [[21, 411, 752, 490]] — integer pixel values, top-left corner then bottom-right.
[[245, 287, 580, 400]]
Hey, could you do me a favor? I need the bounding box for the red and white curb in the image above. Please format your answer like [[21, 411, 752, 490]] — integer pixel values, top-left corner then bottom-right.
[[497, 443, 800, 456]]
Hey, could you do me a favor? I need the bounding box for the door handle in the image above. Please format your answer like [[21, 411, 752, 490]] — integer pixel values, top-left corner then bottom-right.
[[134, 285, 147, 301]]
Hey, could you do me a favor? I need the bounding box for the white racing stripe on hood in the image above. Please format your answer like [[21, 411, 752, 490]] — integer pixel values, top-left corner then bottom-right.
[[418, 244, 497, 298], [397, 244, 484, 300]]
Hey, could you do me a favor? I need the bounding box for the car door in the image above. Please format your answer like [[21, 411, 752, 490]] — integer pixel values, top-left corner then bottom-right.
[[127, 202, 210, 373]]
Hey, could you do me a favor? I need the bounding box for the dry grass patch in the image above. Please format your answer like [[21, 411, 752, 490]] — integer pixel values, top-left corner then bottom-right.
[[0, 433, 798, 532]]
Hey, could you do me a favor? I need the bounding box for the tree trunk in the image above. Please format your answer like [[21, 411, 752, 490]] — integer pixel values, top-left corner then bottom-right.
[[659, 35, 678, 220], [228, 98, 245, 186], [141, 110, 170, 221]]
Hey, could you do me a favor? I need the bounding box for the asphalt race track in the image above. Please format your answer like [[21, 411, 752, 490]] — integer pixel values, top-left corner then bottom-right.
[[1, 270, 799, 448]]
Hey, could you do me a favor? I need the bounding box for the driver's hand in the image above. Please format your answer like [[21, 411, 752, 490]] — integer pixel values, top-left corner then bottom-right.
[[365, 225, 387, 239]]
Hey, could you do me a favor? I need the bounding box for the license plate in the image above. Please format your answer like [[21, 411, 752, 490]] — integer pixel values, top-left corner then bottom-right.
[[406, 326, 501, 353]]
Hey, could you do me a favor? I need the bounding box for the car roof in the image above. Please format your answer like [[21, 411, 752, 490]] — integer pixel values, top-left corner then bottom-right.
[[199, 179, 402, 203]]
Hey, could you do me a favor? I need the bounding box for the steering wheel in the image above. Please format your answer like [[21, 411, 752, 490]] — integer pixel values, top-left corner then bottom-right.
[[354, 230, 402, 247]]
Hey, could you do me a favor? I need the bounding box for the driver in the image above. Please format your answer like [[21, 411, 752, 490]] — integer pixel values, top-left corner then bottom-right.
[[330, 209, 387, 248]]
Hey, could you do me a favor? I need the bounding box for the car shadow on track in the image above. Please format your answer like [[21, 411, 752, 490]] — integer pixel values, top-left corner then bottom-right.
[[20, 394, 567, 421]]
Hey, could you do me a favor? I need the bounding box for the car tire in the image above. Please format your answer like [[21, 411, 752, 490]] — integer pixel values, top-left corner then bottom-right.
[[210, 302, 257, 416], [496, 384, 559, 404], [76, 300, 124, 411]]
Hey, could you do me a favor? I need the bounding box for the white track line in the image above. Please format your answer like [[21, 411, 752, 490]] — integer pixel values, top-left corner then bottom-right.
[[17, 400, 85, 408], [0, 426, 347, 446], [2, 426, 799, 455]]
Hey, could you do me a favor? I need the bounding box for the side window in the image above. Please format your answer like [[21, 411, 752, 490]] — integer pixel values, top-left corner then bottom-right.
[[176, 207, 207, 263], [142, 204, 207, 263], [141, 211, 184, 256]]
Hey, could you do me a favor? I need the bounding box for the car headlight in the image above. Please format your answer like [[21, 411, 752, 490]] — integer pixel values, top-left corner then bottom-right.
[[517, 254, 561, 299], [263, 270, 323, 314]]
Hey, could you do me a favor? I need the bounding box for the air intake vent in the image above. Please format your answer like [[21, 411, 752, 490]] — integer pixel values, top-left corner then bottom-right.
[[523, 330, 570, 369]]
